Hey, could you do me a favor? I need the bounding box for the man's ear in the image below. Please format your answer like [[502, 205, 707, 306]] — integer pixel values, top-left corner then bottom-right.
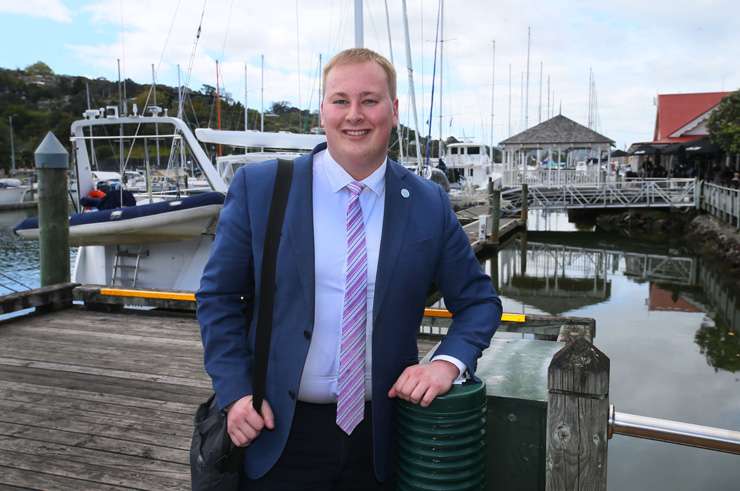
[[319, 101, 325, 127], [392, 98, 399, 126]]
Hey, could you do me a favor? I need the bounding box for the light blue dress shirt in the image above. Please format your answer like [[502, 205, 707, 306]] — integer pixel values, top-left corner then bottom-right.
[[297, 149, 464, 403]]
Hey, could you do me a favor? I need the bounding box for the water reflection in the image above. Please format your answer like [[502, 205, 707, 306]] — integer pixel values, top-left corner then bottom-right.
[[0, 210, 78, 295], [0, 210, 40, 293], [491, 232, 739, 373]]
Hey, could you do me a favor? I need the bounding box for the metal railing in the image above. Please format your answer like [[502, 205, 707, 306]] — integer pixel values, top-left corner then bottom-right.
[[608, 405, 740, 455], [502, 167, 604, 187], [501, 178, 696, 211], [701, 182, 740, 229]]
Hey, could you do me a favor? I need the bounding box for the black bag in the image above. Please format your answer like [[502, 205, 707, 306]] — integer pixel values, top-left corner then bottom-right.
[[190, 158, 294, 490], [190, 394, 243, 490]]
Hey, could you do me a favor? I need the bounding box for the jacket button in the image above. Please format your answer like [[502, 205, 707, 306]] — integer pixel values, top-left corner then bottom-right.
[[288, 390, 296, 400], [303, 330, 312, 340]]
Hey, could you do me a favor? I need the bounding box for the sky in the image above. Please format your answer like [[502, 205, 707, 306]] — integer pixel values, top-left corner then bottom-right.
[[0, 0, 738, 149]]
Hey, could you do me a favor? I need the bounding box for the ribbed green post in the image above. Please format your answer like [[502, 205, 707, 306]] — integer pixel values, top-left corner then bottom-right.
[[35, 132, 70, 286], [397, 383, 487, 490]]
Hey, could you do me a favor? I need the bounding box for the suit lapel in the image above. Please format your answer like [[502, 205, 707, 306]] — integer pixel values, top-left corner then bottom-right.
[[373, 161, 410, 323], [285, 148, 319, 323]]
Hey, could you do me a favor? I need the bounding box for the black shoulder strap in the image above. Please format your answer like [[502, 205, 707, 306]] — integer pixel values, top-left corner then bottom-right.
[[252, 158, 294, 414]]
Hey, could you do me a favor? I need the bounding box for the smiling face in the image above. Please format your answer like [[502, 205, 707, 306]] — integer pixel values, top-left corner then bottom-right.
[[320, 61, 399, 180]]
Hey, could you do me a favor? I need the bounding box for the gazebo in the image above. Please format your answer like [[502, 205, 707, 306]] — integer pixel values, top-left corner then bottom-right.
[[498, 115, 615, 186]]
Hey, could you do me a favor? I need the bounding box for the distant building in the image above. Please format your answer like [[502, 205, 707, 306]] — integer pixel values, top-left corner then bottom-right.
[[653, 91, 730, 144], [498, 114, 615, 185], [628, 91, 731, 178]]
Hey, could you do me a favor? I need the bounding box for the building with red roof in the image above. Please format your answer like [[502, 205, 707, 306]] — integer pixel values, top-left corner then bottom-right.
[[627, 91, 732, 179], [653, 91, 730, 144]]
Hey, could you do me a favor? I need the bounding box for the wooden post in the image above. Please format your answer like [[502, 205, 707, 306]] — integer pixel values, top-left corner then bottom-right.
[[35, 132, 70, 286], [489, 179, 501, 244], [546, 337, 610, 491], [521, 183, 529, 224]]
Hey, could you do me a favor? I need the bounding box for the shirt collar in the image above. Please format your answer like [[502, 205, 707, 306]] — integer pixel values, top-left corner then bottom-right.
[[320, 149, 386, 197]]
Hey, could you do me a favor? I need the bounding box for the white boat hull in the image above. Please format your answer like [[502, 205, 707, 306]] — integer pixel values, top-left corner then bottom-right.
[[15, 204, 222, 246]]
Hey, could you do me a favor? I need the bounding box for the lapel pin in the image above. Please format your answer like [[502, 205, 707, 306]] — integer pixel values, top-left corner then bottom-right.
[[401, 188, 410, 199]]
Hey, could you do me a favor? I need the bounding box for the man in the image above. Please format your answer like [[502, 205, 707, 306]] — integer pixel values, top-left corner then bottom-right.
[[197, 48, 501, 490]]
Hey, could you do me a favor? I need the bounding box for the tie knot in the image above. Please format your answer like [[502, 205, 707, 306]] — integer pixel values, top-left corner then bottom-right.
[[346, 181, 364, 197]]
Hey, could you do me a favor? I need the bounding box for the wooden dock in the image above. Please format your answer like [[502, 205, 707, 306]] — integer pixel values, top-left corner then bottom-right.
[[0, 287, 451, 490], [0, 306, 208, 490]]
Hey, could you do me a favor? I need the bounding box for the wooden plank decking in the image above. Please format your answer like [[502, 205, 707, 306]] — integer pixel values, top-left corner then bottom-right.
[[0, 308, 209, 490], [0, 306, 442, 490]]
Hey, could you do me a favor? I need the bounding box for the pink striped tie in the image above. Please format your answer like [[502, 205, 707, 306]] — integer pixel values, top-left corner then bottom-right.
[[337, 181, 367, 435]]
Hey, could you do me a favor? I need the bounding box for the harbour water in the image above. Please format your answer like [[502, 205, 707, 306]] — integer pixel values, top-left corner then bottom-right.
[[1, 208, 738, 489]]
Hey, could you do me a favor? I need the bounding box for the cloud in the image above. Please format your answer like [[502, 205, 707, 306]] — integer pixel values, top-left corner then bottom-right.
[[58, 0, 740, 148], [0, 0, 72, 23]]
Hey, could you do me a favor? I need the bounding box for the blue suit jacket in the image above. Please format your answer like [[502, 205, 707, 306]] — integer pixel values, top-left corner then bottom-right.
[[196, 143, 502, 480]]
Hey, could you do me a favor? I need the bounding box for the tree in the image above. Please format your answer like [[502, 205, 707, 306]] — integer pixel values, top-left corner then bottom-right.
[[270, 101, 293, 115], [707, 89, 740, 156], [25, 61, 54, 76]]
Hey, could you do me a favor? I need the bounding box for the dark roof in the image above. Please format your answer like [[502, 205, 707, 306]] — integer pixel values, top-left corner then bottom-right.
[[610, 149, 629, 157], [628, 143, 662, 155], [499, 114, 615, 146]]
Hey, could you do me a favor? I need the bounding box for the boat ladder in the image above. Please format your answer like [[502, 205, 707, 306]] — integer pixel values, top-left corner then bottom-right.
[[111, 246, 149, 288]]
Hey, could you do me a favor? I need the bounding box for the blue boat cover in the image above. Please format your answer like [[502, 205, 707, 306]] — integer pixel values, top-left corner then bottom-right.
[[14, 191, 225, 234]]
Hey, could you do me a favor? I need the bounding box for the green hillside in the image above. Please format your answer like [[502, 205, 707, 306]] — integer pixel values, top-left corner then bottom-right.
[[0, 62, 447, 174]]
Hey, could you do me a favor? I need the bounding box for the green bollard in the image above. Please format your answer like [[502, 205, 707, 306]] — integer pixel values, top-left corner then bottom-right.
[[35, 132, 70, 286], [397, 382, 487, 491]]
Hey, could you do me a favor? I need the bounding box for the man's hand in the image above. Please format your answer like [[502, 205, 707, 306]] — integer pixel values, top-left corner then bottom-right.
[[225, 395, 275, 447], [388, 360, 459, 407]]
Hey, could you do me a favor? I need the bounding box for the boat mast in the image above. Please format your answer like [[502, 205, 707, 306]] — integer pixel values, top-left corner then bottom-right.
[[260, 54, 265, 133], [547, 74, 551, 120], [383, 0, 403, 163], [524, 26, 531, 129], [354, 0, 363, 47], [296, 0, 302, 131], [490, 40, 495, 161], [438, 0, 444, 159], [401, 0, 423, 173], [8, 116, 15, 175], [216, 60, 222, 156], [116, 59, 124, 183], [508, 64, 512, 137], [84, 81, 97, 170], [244, 62, 249, 154], [538, 60, 543, 124], [244, 62, 249, 132], [177, 64, 183, 119], [152, 64, 161, 168]]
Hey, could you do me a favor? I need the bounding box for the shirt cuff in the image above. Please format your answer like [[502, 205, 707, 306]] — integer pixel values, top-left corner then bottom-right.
[[430, 355, 468, 384]]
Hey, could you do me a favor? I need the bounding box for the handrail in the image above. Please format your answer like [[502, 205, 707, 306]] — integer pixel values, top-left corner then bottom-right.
[[608, 405, 740, 455]]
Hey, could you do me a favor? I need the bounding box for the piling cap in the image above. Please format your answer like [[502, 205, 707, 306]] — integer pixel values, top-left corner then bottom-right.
[[35, 131, 69, 169], [399, 381, 486, 415]]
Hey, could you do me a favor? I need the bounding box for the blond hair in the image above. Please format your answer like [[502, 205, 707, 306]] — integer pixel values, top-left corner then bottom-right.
[[322, 48, 397, 101]]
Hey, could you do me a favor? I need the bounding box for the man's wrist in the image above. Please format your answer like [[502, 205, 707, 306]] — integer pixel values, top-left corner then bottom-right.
[[430, 355, 467, 382]]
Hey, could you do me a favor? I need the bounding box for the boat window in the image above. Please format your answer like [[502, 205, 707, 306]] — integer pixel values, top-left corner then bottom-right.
[[467, 147, 480, 155]]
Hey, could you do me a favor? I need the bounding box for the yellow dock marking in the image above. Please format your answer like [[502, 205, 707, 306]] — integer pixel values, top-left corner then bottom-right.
[[99, 288, 196, 302], [98, 289, 525, 323]]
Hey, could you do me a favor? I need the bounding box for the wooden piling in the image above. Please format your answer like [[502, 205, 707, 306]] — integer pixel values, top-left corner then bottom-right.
[[35, 132, 70, 286], [490, 181, 501, 244], [521, 183, 529, 223], [546, 337, 610, 491]]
